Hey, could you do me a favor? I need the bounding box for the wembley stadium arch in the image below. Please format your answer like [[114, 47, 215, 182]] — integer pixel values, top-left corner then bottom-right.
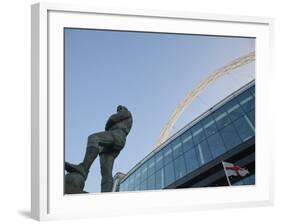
[[113, 52, 256, 192]]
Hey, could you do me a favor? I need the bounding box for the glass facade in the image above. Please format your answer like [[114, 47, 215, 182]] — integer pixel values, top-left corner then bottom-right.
[[119, 82, 255, 192]]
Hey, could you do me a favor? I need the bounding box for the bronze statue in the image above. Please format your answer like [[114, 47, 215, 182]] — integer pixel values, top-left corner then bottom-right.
[[65, 105, 133, 193]]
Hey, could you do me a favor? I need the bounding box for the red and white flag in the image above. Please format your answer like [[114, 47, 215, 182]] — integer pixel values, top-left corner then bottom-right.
[[222, 161, 249, 177]]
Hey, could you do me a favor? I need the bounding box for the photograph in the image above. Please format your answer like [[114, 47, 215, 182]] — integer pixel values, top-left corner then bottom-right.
[[63, 28, 255, 194]]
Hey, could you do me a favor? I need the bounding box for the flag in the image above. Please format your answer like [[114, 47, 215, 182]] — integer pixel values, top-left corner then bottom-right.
[[222, 161, 249, 177]]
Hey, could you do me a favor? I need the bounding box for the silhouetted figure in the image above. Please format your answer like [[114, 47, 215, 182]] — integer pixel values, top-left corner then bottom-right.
[[65, 105, 133, 193]]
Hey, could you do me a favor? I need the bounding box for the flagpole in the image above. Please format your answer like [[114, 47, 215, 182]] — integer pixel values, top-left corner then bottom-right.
[[221, 161, 232, 186], [225, 172, 232, 186]]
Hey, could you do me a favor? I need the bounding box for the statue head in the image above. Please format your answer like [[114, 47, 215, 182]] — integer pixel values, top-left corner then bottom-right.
[[117, 105, 128, 112]]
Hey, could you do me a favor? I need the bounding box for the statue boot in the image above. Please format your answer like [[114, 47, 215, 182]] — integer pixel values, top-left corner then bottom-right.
[[65, 146, 100, 179]]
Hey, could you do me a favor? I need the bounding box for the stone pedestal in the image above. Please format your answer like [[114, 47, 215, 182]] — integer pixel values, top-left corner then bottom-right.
[[65, 162, 88, 194], [64, 171, 86, 194]]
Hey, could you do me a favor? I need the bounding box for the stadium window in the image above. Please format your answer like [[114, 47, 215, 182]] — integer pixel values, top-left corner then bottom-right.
[[174, 155, 187, 179], [233, 115, 255, 142], [184, 147, 199, 173], [202, 115, 218, 137], [191, 123, 206, 144], [212, 107, 231, 130], [207, 132, 227, 158], [181, 131, 194, 152], [220, 123, 242, 150], [237, 90, 255, 113], [164, 162, 175, 186], [172, 138, 183, 158], [224, 99, 245, 122]]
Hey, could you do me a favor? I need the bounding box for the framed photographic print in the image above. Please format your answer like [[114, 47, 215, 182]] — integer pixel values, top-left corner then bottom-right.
[[31, 2, 274, 221]]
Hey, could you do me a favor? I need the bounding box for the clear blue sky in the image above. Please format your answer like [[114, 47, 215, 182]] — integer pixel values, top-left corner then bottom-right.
[[64, 28, 255, 193]]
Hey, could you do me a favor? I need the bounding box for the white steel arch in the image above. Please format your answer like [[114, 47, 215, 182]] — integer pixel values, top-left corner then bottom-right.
[[155, 51, 255, 148]]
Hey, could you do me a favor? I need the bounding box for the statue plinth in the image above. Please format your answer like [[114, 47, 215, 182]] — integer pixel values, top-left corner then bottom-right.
[[65, 162, 87, 194]]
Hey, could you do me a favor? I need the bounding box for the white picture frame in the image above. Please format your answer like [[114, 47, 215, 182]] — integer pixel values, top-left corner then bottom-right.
[[31, 2, 274, 221]]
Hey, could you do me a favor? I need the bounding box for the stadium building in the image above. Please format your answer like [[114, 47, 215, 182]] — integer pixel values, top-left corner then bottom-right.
[[113, 80, 255, 192]]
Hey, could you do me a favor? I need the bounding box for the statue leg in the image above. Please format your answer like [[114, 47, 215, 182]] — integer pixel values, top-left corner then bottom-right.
[[99, 150, 120, 192], [80, 131, 115, 177], [65, 131, 115, 179]]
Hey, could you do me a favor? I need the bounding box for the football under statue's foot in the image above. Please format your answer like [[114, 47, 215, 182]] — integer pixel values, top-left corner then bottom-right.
[[65, 162, 88, 179]]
